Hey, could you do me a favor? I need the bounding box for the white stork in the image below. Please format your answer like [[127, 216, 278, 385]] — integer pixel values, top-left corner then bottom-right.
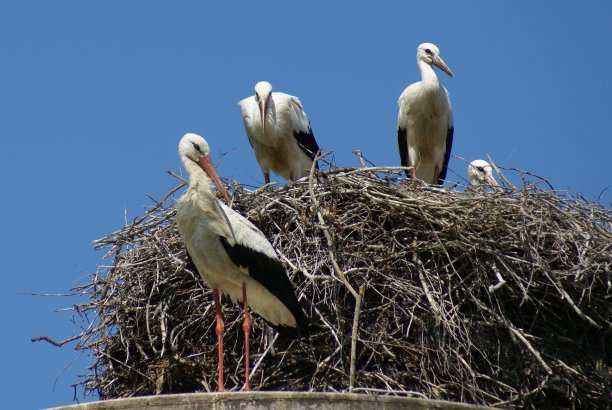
[[239, 81, 321, 184], [468, 159, 500, 188], [176, 133, 308, 392], [397, 43, 454, 185]]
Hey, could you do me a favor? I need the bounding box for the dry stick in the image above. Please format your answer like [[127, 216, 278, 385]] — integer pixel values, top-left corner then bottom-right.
[[508, 327, 552, 375], [349, 284, 366, 392], [308, 151, 362, 392], [414, 256, 441, 319], [352, 387, 429, 399], [31, 334, 83, 347], [470, 295, 553, 375], [488, 264, 507, 294], [317, 345, 343, 369], [93, 179, 186, 249], [336, 166, 413, 177], [542, 269, 602, 329], [494, 375, 551, 407], [487, 157, 516, 191], [307, 152, 358, 299], [249, 332, 279, 381], [279, 252, 335, 282]]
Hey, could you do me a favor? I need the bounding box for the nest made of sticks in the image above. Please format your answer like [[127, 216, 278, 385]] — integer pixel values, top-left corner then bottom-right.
[[49, 165, 611, 408]]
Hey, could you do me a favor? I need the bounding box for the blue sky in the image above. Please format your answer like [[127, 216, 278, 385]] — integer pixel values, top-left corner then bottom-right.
[[1, 1, 610, 408]]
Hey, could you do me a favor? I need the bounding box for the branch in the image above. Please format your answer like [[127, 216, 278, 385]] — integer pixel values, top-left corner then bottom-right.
[[31, 334, 82, 347], [349, 284, 365, 392], [308, 151, 359, 299]]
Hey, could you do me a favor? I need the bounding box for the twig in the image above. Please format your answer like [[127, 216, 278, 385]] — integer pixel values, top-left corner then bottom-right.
[[487, 157, 516, 191], [308, 151, 358, 299], [31, 334, 82, 347], [349, 284, 366, 392], [488, 266, 507, 294]]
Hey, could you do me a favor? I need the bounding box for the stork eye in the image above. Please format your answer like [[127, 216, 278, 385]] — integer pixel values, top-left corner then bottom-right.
[[425, 49, 432, 55], [192, 142, 202, 152]]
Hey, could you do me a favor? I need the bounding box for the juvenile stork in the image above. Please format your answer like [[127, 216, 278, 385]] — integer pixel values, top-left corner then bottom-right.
[[397, 43, 454, 185], [468, 159, 500, 188], [176, 133, 308, 392], [239, 81, 321, 183]]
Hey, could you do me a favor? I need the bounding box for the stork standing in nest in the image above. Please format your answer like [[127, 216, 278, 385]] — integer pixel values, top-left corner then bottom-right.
[[176, 133, 308, 392], [397, 43, 454, 185], [239, 81, 321, 184]]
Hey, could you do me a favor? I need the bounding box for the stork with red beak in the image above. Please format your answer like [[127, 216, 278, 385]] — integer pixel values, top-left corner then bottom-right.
[[239, 81, 321, 184], [176, 133, 308, 391]]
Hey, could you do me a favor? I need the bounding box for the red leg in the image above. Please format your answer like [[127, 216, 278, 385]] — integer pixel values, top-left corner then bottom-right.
[[213, 288, 225, 392], [264, 171, 270, 185], [242, 283, 251, 391]]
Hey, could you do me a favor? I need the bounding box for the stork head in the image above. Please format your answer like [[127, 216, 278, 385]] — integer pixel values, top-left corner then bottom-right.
[[254, 81, 273, 133], [468, 159, 499, 188], [417, 43, 454, 78], [178, 133, 230, 202]]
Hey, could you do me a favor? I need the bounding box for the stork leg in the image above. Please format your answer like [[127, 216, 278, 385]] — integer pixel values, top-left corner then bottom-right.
[[213, 288, 225, 392], [242, 283, 252, 391], [264, 171, 270, 185]]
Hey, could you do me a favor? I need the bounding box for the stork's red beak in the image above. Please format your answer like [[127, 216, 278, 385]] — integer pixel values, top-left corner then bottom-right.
[[258, 99, 266, 134], [485, 175, 500, 189], [433, 54, 454, 78], [198, 156, 231, 203]]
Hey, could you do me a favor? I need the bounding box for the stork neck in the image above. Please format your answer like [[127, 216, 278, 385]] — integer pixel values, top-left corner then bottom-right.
[[183, 158, 214, 198], [418, 60, 439, 87]]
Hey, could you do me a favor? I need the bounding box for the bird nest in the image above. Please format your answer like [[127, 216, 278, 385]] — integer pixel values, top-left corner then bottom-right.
[[38, 164, 611, 408]]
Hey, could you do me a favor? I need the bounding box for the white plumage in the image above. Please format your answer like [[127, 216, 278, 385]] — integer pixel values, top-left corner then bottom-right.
[[239, 81, 321, 183], [176, 133, 307, 391], [398, 43, 454, 185], [467, 159, 500, 188]]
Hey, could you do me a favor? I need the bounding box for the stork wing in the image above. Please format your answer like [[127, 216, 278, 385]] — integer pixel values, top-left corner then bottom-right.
[[238, 96, 256, 149], [397, 92, 412, 177], [288, 96, 320, 163], [397, 127, 411, 177], [437, 126, 454, 185], [437, 88, 454, 185], [217, 203, 308, 337]]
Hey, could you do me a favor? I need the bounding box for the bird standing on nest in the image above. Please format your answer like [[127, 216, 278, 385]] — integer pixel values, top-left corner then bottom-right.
[[239, 81, 321, 184], [176, 133, 308, 392], [397, 43, 454, 185]]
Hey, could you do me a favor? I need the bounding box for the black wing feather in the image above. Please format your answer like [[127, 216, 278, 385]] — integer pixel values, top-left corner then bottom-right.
[[294, 127, 320, 169], [219, 237, 308, 338], [437, 126, 454, 185], [397, 127, 411, 177]]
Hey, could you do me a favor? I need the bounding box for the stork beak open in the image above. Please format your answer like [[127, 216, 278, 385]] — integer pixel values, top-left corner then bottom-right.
[[433, 55, 454, 78], [258, 99, 266, 134], [198, 156, 231, 203]]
